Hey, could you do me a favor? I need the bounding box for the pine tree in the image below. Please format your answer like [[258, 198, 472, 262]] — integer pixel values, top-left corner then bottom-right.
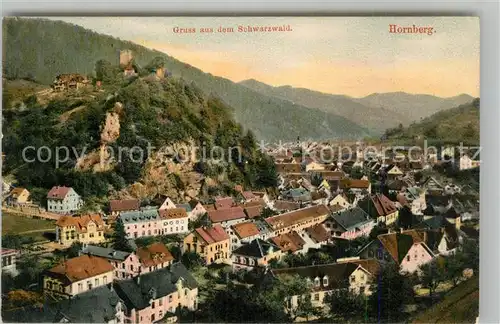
[[111, 220, 133, 252]]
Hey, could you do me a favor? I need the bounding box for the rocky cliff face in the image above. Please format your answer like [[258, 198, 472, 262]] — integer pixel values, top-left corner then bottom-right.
[[75, 102, 122, 172]]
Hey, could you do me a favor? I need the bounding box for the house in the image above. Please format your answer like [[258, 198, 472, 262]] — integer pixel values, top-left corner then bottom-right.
[[271, 231, 307, 254], [244, 205, 263, 219], [282, 187, 312, 202], [458, 154, 479, 170], [1, 248, 19, 276], [271, 200, 301, 212], [6, 187, 31, 205], [214, 197, 236, 210], [47, 186, 83, 214], [276, 163, 302, 174], [10, 285, 126, 323], [188, 200, 207, 221], [183, 225, 231, 265], [303, 224, 330, 248], [120, 208, 162, 239], [253, 191, 271, 204], [421, 177, 445, 194], [114, 262, 198, 324], [385, 164, 404, 180], [443, 206, 462, 229], [229, 221, 262, 251], [270, 259, 379, 310], [239, 191, 257, 202], [357, 230, 435, 274], [264, 204, 330, 237], [52, 73, 90, 91], [415, 227, 461, 256], [339, 179, 371, 202], [109, 199, 141, 217], [329, 193, 351, 210], [358, 193, 399, 225], [43, 255, 114, 298], [158, 208, 190, 235], [232, 239, 282, 272], [403, 187, 427, 215], [207, 206, 247, 228], [55, 214, 106, 246], [159, 197, 177, 211], [326, 207, 376, 240], [305, 161, 325, 172], [81, 243, 174, 280], [136, 243, 175, 274], [81, 245, 141, 280]]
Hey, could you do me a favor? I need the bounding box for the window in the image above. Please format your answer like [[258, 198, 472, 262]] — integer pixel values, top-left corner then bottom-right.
[[151, 314, 155, 321], [323, 277, 328, 286], [87, 281, 92, 290], [152, 301, 155, 309], [95, 278, 99, 286], [159, 298, 163, 306], [169, 295, 173, 303], [406, 255, 410, 261], [122, 263, 125, 269], [103, 276, 108, 284], [78, 283, 83, 292], [314, 277, 320, 287], [176, 220, 179, 224], [350, 276, 355, 283], [314, 293, 320, 301]]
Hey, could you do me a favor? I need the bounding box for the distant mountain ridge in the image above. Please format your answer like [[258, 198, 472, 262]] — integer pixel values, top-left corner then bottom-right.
[[239, 79, 475, 132], [2, 17, 370, 142]]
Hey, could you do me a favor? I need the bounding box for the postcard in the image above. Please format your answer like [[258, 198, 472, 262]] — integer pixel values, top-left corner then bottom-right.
[[2, 16, 479, 323]]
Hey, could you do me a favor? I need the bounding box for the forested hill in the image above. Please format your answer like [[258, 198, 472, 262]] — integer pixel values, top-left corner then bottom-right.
[[2, 17, 370, 142], [383, 98, 480, 145]]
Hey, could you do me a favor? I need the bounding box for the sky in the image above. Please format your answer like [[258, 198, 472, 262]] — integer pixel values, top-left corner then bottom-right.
[[47, 17, 479, 97]]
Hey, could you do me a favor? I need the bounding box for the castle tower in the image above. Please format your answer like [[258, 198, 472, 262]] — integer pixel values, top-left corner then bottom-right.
[[119, 50, 134, 67]]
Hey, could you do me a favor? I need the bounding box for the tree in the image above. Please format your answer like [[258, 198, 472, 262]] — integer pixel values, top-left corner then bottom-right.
[[111, 220, 133, 252], [181, 251, 204, 270], [368, 264, 414, 323], [325, 288, 366, 322], [95, 59, 117, 83], [419, 258, 446, 298], [262, 274, 311, 321], [295, 293, 323, 321], [443, 252, 466, 287]]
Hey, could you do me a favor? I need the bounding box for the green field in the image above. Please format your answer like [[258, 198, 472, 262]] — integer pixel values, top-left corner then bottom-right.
[[2, 212, 55, 241], [412, 276, 479, 324]]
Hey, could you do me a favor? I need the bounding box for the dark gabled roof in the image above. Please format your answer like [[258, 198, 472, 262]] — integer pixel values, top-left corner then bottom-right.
[[443, 206, 460, 219], [330, 207, 372, 231], [80, 245, 131, 261], [7, 285, 123, 323], [232, 239, 280, 258], [414, 215, 447, 230], [115, 262, 198, 310], [271, 262, 361, 291]]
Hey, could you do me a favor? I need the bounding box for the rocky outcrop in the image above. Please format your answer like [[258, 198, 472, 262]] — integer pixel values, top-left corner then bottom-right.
[[75, 102, 122, 172]]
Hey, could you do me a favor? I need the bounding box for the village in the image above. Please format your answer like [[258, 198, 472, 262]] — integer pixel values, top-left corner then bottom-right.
[[1, 137, 480, 323]]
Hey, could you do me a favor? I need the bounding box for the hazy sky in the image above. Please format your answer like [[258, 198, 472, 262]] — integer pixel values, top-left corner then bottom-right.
[[47, 17, 479, 97]]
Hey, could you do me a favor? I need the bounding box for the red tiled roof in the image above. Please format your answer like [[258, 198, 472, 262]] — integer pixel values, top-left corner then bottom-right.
[[305, 224, 330, 243], [242, 191, 256, 200], [109, 199, 140, 212], [159, 208, 188, 219], [214, 197, 235, 210], [194, 225, 229, 244], [208, 206, 246, 223], [371, 193, 398, 217], [48, 255, 114, 282], [340, 179, 370, 189], [47, 186, 72, 200], [271, 231, 306, 253], [265, 205, 330, 230], [55, 214, 105, 233], [232, 222, 261, 239], [136, 243, 174, 267], [244, 206, 263, 219]]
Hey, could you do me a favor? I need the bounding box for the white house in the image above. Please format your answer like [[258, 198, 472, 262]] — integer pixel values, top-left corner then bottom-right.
[[47, 186, 83, 214]]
